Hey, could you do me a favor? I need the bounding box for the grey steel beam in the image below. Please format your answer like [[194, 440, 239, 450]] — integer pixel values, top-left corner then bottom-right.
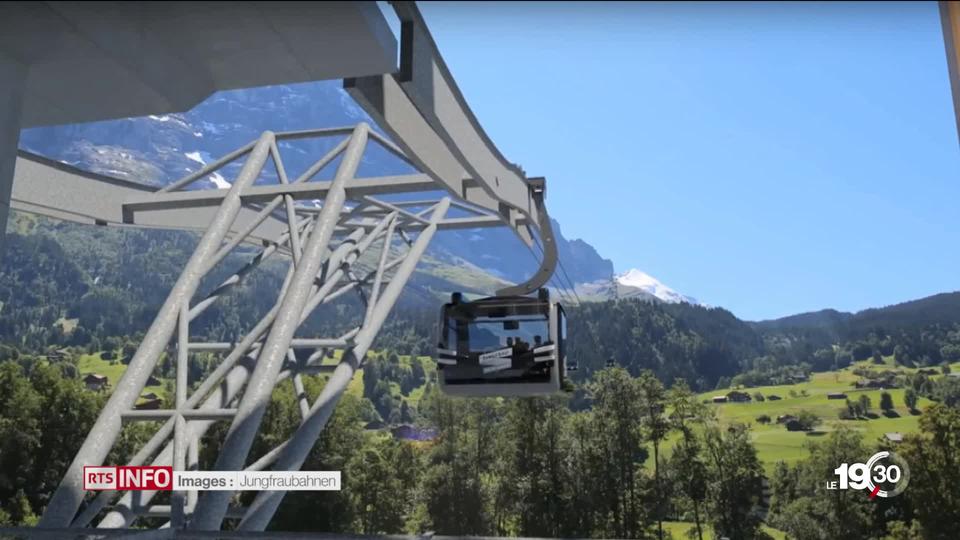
[[436, 215, 503, 229], [108, 219, 390, 529], [59, 126, 417, 531], [189, 124, 370, 530], [187, 339, 350, 351], [10, 151, 289, 246], [12, 130, 346, 245], [172, 304, 190, 527], [98, 218, 385, 528], [120, 410, 239, 422], [38, 131, 276, 529], [271, 142, 303, 266], [0, 52, 24, 251], [99, 234, 359, 528], [364, 216, 397, 325], [360, 195, 430, 226], [340, 215, 502, 231], [98, 250, 305, 527], [122, 174, 438, 215], [238, 198, 450, 531]]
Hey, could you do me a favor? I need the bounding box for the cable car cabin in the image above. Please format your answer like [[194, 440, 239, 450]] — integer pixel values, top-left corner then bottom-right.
[[437, 290, 567, 396]]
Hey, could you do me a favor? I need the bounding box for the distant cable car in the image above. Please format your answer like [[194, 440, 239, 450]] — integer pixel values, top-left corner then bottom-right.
[[436, 289, 568, 396]]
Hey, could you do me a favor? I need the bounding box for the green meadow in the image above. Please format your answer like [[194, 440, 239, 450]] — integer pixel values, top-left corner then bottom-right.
[[691, 358, 958, 473], [76, 351, 167, 400], [662, 521, 786, 540], [75, 343, 958, 477]]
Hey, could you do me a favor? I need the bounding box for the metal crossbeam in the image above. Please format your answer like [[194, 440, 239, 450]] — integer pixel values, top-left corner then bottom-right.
[[122, 174, 438, 215], [36, 123, 457, 532]]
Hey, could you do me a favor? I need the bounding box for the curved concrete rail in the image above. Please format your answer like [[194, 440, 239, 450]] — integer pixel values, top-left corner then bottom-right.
[[347, 1, 559, 295]]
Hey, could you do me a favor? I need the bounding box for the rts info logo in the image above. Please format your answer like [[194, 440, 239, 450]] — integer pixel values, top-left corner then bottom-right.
[[827, 451, 910, 499], [83, 466, 173, 491]]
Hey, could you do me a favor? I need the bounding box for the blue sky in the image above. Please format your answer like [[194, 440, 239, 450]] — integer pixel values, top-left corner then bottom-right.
[[413, 1, 960, 321]]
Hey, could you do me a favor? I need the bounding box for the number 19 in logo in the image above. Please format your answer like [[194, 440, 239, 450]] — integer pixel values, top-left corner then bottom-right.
[[831, 451, 910, 499]]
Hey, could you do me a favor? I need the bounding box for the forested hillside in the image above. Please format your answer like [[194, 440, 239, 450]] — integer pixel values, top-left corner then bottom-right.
[[0, 212, 458, 354], [4, 210, 960, 397], [567, 300, 759, 390], [567, 296, 960, 391], [3, 211, 960, 537]]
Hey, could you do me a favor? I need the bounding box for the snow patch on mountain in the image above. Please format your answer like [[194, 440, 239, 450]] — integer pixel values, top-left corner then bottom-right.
[[184, 151, 205, 165], [184, 151, 230, 188], [208, 172, 231, 189], [615, 269, 701, 305]]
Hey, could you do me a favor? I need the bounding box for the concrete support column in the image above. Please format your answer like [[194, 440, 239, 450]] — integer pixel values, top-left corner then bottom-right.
[[0, 53, 25, 250]]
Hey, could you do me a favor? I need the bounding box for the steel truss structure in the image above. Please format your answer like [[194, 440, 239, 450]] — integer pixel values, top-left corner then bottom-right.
[[36, 123, 505, 531], [8, 2, 563, 534]]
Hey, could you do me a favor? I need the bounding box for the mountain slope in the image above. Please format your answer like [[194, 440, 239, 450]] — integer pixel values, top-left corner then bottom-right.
[[754, 292, 960, 338], [18, 80, 613, 297], [5, 207, 959, 392]]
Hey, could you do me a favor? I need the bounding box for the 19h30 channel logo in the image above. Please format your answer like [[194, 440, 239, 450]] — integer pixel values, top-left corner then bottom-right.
[[828, 451, 910, 499]]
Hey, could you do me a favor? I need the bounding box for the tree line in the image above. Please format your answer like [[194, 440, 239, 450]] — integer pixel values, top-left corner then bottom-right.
[[0, 360, 770, 538], [2, 357, 960, 538]]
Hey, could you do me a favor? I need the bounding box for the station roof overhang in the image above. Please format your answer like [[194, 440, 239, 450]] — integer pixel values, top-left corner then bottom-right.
[[2, 1, 398, 128]]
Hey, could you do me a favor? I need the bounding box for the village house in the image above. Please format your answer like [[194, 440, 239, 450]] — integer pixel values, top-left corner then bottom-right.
[[135, 398, 163, 410], [48, 348, 72, 361], [84, 373, 109, 392]]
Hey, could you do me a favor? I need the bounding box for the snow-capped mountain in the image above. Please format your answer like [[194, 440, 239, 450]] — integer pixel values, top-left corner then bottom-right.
[[615, 269, 701, 304], [574, 269, 702, 305]]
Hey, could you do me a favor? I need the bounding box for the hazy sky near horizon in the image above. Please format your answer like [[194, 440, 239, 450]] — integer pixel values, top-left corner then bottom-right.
[[413, 1, 960, 320]]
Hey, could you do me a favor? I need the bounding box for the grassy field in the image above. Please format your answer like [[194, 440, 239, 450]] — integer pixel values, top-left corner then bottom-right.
[[75, 346, 434, 411], [662, 520, 786, 539], [76, 343, 958, 475], [692, 359, 959, 473], [336, 350, 435, 408], [335, 350, 958, 473], [76, 351, 167, 400]]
